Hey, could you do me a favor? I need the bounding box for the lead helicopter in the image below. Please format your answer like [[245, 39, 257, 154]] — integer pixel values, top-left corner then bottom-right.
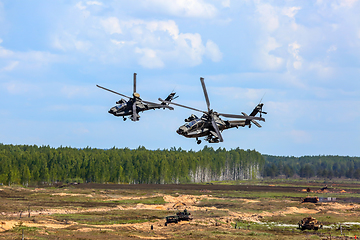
[[159, 77, 266, 144], [97, 73, 178, 121]]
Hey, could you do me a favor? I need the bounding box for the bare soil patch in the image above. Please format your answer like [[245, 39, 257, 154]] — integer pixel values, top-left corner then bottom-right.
[[1, 182, 360, 239]]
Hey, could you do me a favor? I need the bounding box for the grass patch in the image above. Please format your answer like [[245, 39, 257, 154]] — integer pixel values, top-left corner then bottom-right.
[[109, 196, 166, 205], [52, 209, 169, 225]]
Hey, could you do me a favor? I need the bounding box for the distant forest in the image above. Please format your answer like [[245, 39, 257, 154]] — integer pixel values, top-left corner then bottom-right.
[[1, 143, 360, 186], [263, 155, 360, 179], [0, 144, 263, 185]]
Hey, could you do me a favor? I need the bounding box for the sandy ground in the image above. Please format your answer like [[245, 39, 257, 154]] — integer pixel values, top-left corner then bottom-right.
[[2, 192, 359, 233], [1, 185, 360, 238]]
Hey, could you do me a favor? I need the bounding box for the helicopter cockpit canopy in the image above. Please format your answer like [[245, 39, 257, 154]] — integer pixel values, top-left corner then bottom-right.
[[184, 118, 202, 129], [113, 102, 127, 111], [116, 98, 126, 104]]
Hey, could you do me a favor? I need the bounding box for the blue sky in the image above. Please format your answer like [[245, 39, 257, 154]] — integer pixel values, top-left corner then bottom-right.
[[1, 0, 360, 156]]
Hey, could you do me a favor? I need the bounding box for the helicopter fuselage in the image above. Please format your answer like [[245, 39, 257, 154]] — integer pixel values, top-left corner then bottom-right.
[[176, 114, 251, 142], [108, 98, 147, 117], [176, 114, 226, 138]]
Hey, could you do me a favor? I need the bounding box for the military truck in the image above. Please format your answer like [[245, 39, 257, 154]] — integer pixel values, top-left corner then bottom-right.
[[298, 216, 323, 230]]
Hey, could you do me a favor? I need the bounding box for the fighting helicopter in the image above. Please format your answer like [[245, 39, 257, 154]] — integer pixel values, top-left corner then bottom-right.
[[159, 77, 266, 144], [97, 73, 178, 121]]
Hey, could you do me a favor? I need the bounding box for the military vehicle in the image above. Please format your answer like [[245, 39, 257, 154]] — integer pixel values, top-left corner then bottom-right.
[[176, 209, 192, 221], [159, 77, 266, 144], [165, 209, 192, 226], [165, 215, 179, 226], [302, 197, 319, 203], [298, 216, 323, 230], [97, 73, 177, 121]]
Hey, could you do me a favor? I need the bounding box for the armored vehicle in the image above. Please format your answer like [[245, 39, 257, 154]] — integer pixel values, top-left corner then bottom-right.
[[298, 216, 323, 230], [302, 197, 319, 203], [165, 215, 179, 226], [176, 209, 192, 221], [165, 209, 192, 226]]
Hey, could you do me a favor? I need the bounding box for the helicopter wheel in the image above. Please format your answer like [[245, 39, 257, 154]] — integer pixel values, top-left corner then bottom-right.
[[197, 140, 201, 145], [123, 118, 126, 121]]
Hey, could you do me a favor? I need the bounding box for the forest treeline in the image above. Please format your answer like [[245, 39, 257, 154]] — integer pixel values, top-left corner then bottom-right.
[[1, 143, 360, 186], [263, 155, 360, 179], [0, 144, 263, 185]]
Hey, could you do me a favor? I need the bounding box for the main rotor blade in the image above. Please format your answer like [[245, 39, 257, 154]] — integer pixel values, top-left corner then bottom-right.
[[200, 77, 211, 112], [211, 118, 224, 142], [132, 102, 138, 121], [219, 112, 265, 121], [158, 98, 207, 114], [133, 73, 137, 93], [96, 85, 131, 99]]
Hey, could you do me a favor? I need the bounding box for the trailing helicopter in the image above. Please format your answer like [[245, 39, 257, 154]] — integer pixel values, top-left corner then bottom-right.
[[97, 73, 178, 121], [159, 77, 266, 144]]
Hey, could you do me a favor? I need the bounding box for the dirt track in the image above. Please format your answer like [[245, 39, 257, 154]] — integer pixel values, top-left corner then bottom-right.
[[71, 183, 360, 194], [71, 183, 305, 192]]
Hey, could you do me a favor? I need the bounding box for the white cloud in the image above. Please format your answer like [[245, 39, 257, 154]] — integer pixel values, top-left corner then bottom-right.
[[86, 1, 102, 6], [256, 3, 279, 32], [61, 85, 93, 98], [222, 0, 230, 8], [0, 40, 14, 58], [3, 81, 38, 95], [145, 20, 179, 39], [327, 45, 337, 52], [332, 0, 359, 9], [135, 47, 164, 68], [101, 17, 122, 35], [52, 31, 92, 52], [1, 61, 18, 71], [212, 87, 267, 102], [75, 2, 87, 10], [205, 40, 222, 62], [110, 39, 136, 46], [143, 0, 218, 18], [51, 7, 222, 67], [282, 6, 301, 18], [0, 39, 62, 70], [176, 33, 206, 66], [288, 42, 302, 70], [308, 62, 333, 78], [256, 37, 283, 70]]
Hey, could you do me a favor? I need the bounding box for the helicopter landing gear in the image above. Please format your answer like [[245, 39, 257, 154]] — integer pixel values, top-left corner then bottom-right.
[[123, 117, 126, 121], [196, 138, 202, 145], [205, 135, 220, 143]]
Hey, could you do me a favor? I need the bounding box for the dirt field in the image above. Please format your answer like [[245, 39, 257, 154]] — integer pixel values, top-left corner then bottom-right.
[[1, 180, 360, 239]]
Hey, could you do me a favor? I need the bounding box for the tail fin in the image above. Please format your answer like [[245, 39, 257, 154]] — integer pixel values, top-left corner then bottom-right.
[[242, 103, 266, 128], [250, 103, 266, 116], [161, 92, 179, 105]]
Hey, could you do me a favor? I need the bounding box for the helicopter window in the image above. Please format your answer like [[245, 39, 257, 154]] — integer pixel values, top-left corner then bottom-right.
[[115, 104, 123, 110], [185, 119, 201, 129]]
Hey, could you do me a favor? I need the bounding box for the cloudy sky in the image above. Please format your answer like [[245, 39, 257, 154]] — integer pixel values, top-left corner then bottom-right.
[[1, 0, 360, 156]]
